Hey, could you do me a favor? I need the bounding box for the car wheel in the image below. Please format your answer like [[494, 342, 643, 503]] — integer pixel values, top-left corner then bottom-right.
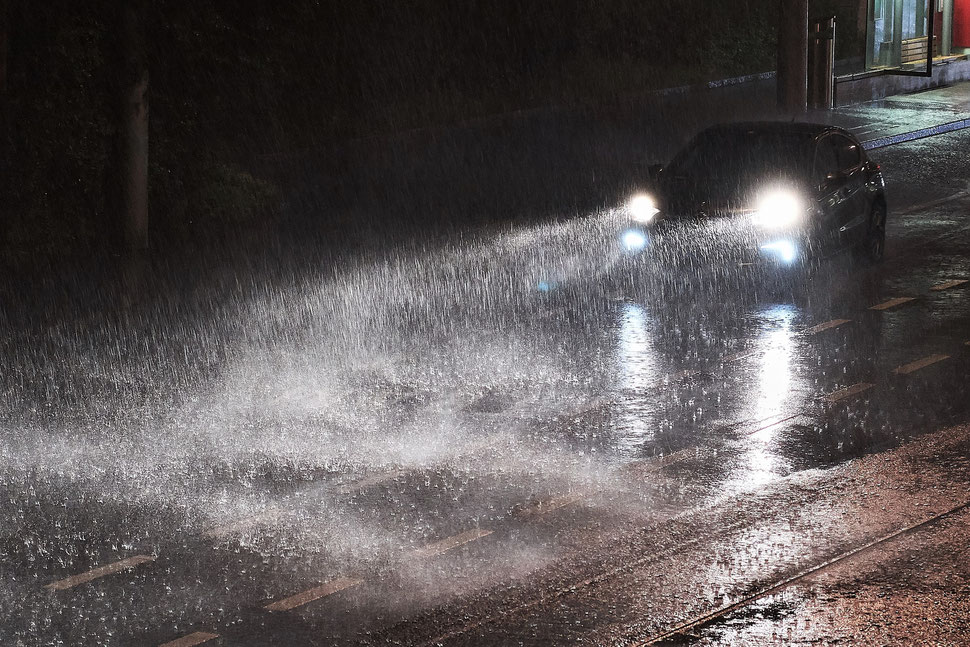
[[858, 202, 887, 264]]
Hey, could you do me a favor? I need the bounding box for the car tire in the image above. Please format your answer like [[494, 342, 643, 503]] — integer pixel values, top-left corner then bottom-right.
[[857, 201, 887, 265]]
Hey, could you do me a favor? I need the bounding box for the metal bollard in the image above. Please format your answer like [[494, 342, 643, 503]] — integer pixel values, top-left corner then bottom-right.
[[809, 16, 836, 109]]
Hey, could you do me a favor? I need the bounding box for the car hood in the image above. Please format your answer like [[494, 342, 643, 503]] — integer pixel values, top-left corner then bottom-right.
[[656, 173, 810, 218]]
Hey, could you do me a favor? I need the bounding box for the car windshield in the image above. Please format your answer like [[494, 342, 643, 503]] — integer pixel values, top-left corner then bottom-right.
[[667, 129, 813, 187]]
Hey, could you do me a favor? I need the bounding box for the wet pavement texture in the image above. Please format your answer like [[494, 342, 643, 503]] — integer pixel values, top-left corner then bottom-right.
[[685, 501, 970, 646], [391, 423, 970, 646], [3, 119, 970, 645], [830, 82, 970, 145]]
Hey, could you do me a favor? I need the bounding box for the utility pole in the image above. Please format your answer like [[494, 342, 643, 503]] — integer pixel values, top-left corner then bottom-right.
[[777, 0, 809, 114]]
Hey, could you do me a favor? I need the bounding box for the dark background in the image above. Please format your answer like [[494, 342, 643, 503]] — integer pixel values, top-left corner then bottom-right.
[[0, 0, 865, 265]]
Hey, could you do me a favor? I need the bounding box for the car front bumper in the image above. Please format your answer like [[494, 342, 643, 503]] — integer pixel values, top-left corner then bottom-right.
[[619, 218, 814, 272]]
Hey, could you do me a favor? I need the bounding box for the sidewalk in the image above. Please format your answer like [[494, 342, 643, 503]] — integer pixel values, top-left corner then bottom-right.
[[822, 82, 970, 149]]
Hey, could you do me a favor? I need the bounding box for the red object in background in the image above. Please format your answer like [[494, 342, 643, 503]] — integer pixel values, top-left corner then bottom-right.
[[955, 0, 970, 48]]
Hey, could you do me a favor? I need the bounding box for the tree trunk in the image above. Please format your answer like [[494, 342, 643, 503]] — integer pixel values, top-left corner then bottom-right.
[[121, 67, 148, 252], [0, 0, 8, 96], [777, 0, 809, 113], [117, 1, 148, 253]]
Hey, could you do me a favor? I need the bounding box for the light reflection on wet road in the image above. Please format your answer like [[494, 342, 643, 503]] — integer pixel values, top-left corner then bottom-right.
[[2, 133, 970, 645]]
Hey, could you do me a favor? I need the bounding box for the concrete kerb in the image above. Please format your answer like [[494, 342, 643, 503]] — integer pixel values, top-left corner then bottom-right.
[[861, 117, 970, 150], [654, 71, 777, 98]]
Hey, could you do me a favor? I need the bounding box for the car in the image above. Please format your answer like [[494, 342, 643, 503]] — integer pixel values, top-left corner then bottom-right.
[[620, 122, 888, 275]]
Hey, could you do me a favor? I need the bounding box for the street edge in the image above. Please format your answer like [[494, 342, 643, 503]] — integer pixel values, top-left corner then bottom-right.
[[862, 117, 970, 150]]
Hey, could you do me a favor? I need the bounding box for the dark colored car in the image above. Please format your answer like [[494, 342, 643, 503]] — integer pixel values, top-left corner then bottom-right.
[[621, 122, 888, 272]]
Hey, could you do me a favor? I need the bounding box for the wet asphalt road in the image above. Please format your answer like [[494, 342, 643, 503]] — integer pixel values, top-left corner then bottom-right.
[[2, 128, 970, 646]]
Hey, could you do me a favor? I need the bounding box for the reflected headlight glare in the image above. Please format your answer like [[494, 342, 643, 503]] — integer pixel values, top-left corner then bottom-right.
[[622, 229, 648, 252], [760, 240, 797, 264], [752, 190, 803, 229], [629, 194, 660, 223]]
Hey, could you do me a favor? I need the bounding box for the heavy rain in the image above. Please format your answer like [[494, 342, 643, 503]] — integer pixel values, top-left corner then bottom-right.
[[3, 1, 970, 645]]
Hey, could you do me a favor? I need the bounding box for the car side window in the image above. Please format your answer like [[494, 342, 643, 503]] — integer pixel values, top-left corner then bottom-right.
[[813, 137, 840, 186], [832, 135, 863, 171]]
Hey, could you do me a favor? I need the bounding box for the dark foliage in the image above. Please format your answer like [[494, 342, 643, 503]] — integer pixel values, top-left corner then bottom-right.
[[0, 1, 862, 262]]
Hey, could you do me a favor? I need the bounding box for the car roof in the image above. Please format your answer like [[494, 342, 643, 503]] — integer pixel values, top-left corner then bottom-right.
[[700, 121, 846, 140]]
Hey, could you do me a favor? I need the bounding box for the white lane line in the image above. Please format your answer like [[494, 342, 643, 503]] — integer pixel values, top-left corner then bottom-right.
[[742, 413, 806, 437], [633, 445, 720, 474], [159, 631, 220, 647], [412, 528, 493, 559], [204, 520, 255, 539], [45, 555, 155, 591], [203, 508, 286, 539], [893, 353, 950, 375], [563, 396, 611, 416], [515, 493, 583, 518], [930, 279, 968, 291], [804, 319, 851, 334], [264, 577, 363, 612], [663, 369, 701, 384], [869, 297, 916, 311], [205, 471, 404, 537], [722, 350, 759, 363], [823, 382, 874, 403], [337, 470, 403, 495], [629, 414, 804, 476]]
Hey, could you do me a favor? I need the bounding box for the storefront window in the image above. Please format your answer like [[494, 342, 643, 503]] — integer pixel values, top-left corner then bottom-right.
[[866, 0, 937, 74]]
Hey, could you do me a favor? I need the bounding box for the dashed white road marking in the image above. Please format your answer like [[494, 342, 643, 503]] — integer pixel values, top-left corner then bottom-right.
[[159, 631, 220, 647], [823, 382, 874, 403], [264, 577, 363, 612], [930, 279, 968, 291], [412, 528, 493, 559], [45, 555, 155, 591], [515, 493, 583, 518], [562, 396, 611, 416], [722, 350, 759, 363], [205, 471, 406, 537], [663, 369, 701, 384], [627, 414, 804, 476], [337, 470, 403, 495], [203, 507, 286, 539], [804, 319, 851, 334], [741, 413, 806, 437], [633, 445, 719, 474], [869, 297, 916, 311], [893, 353, 950, 375]]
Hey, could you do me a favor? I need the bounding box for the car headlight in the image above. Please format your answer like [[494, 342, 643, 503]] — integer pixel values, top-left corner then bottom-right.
[[629, 193, 660, 223], [751, 190, 804, 229]]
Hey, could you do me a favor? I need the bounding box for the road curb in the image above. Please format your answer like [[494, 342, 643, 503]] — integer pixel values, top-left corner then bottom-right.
[[861, 117, 970, 150]]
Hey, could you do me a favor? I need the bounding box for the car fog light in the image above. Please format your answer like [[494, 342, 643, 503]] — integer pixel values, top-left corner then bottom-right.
[[622, 229, 648, 252], [760, 240, 797, 264]]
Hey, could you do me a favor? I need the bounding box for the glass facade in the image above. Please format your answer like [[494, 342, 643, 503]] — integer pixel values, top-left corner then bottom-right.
[[866, 0, 933, 73], [865, 0, 970, 74]]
